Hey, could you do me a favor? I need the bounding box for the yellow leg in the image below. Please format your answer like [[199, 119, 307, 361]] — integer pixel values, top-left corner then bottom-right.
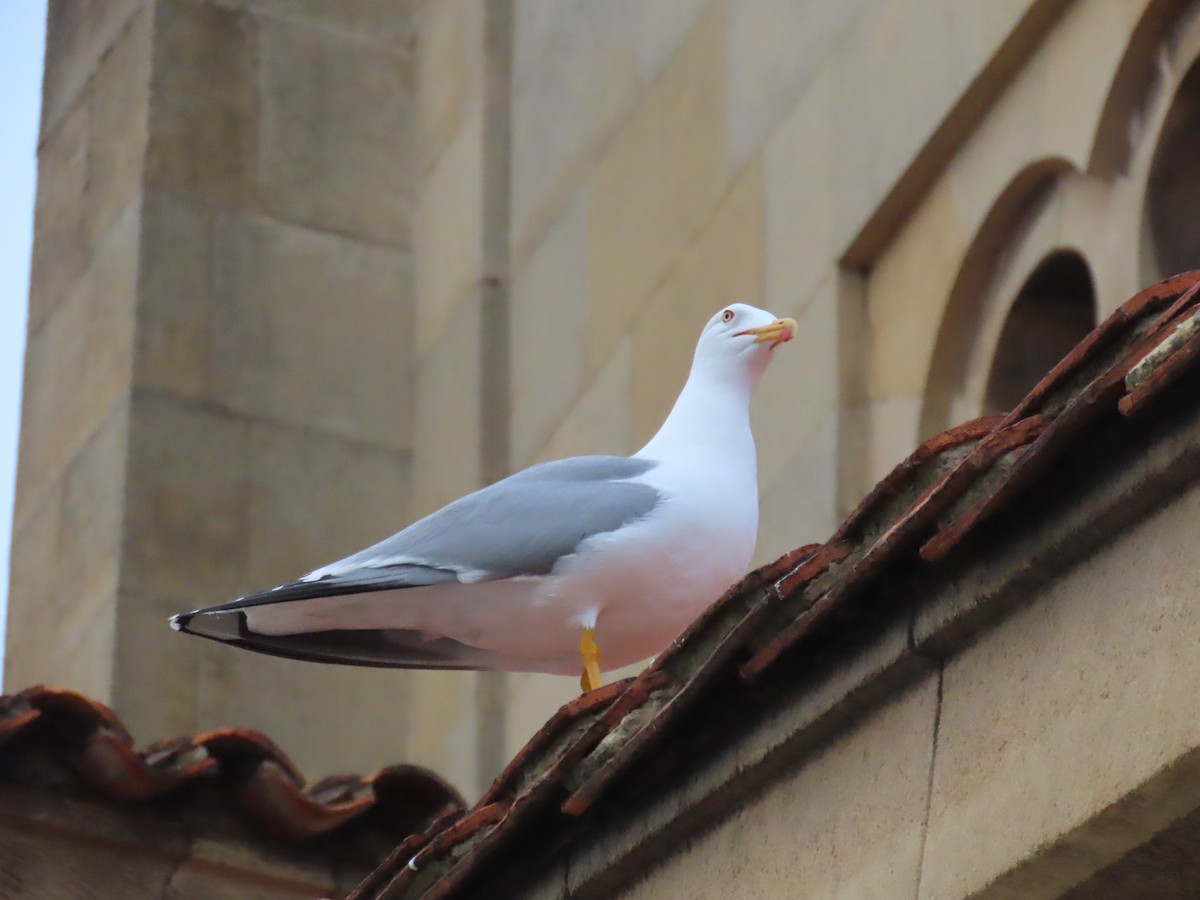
[[580, 626, 602, 693]]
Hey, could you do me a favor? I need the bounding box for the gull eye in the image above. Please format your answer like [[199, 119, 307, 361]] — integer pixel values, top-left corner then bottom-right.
[[721, 309, 735, 323]]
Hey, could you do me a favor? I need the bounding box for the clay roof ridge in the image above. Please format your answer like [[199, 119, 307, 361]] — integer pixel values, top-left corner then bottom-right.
[[0, 684, 464, 845]]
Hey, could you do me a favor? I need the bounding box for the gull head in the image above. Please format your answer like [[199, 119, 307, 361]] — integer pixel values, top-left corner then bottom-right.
[[691, 303, 796, 387]]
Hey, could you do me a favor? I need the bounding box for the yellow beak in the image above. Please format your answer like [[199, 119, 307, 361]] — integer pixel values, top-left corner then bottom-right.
[[734, 317, 797, 350]]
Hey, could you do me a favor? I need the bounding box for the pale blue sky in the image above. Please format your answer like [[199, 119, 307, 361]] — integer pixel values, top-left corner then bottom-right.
[[0, 3, 48, 680]]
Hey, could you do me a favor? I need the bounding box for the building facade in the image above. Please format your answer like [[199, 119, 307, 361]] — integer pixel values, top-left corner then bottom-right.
[[9, 0, 1200, 807]]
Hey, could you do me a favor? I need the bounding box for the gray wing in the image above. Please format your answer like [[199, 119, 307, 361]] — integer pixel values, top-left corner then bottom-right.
[[178, 455, 661, 615], [170, 455, 661, 667], [328, 455, 660, 580]]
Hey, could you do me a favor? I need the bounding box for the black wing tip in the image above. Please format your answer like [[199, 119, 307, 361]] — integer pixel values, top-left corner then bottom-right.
[[169, 607, 247, 642]]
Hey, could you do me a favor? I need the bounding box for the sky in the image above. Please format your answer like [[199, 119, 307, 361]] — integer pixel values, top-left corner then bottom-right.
[[0, 3, 48, 681]]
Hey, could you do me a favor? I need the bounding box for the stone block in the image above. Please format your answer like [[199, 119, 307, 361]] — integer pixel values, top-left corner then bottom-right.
[[122, 393, 251, 606], [210, 211, 413, 450], [0, 815, 180, 900], [412, 296, 482, 517], [257, 15, 414, 246], [165, 860, 332, 900], [755, 412, 839, 567], [415, 103, 483, 358], [630, 161, 765, 446], [197, 641, 414, 780], [609, 675, 935, 899], [415, 0, 483, 173], [1037, 0, 1134, 166], [15, 202, 138, 529], [6, 403, 128, 695], [510, 191, 590, 468], [31, 0, 148, 335], [134, 190, 213, 399], [85, 3, 151, 250], [726, 0, 868, 167], [405, 670, 480, 797], [862, 395, 923, 488], [753, 275, 840, 492], [764, 69, 837, 317], [246, 421, 411, 588], [203, 0, 416, 46], [920, 479, 1200, 899], [41, 0, 146, 139], [113, 589, 203, 741], [586, 0, 728, 368], [503, 673, 578, 763], [28, 100, 89, 336], [539, 337, 631, 462], [510, 0, 707, 263], [828, 0, 1050, 256], [867, 177, 969, 399], [146, 0, 257, 207]]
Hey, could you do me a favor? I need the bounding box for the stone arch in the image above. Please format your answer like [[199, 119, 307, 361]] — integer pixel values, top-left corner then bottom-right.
[[919, 158, 1076, 437], [982, 250, 1096, 414], [1089, 0, 1196, 178], [1144, 52, 1200, 280]]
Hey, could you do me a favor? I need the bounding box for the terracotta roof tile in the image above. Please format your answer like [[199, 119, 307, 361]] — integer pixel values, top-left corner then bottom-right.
[[348, 271, 1200, 899], [0, 684, 464, 857]]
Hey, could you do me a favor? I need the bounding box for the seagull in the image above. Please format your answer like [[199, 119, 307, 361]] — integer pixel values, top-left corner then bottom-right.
[[171, 304, 795, 692]]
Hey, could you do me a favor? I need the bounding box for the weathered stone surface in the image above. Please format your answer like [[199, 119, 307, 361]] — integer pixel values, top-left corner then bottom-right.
[[829, 0, 1049, 254], [921, 478, 1200, 899], [28, 100, 89, 336], [134, 190, 213, 399], [510, 191, 590, 468], [196, 639, 413, 779], [0, 815, 181, 900], [28, 3, 149, 355], [15, 201, 138, 529], [726, 0, 869, 167], [246, 421, 411, 588], [85, 3, 151, 249], [753, 275, 840, 492], [539, 337, 632, 462], [405, 670, 481, 798], [415, 103, 482, 357], [113, 589, 203, 741], [868, 178, 969, 401], [755, 412, 839, 567], [415, 0, 483, 173], [510, 0, 707, 263], [122, 393, 251, 605], [210, 211, 412, 450], [203, 0, 416, 46], [412, 295, 483, 517], [40, 0, 147, 139], [503, 672, 578, 763], [257, 15, 414, 246], [609, 676, 936, 899], [146, 0, 257, 206], [763, 69, 837, 318], [184, 837, 333, 895], [630, 161, 765, 446], [586, 0, 728, 368], [862, 395, 923, 487], [165, 860, 331, 900], [6, 402, 128, 696]]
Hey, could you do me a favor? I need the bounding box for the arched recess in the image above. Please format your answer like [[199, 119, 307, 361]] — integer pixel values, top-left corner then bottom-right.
[[982, 251, 1096, 414], [1089, 0, 1195, 178], [1145, 53, 1200, 279], [919, 158, 1075, 437]]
